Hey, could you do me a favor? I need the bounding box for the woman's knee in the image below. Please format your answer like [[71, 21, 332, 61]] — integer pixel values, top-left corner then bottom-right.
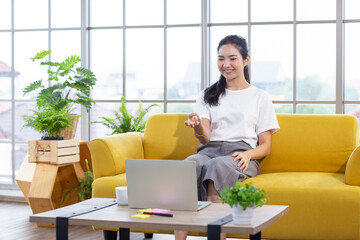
[[204, 156, 233, 170]]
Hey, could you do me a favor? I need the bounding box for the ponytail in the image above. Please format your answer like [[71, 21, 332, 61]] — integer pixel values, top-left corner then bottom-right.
[[244, 65, 250, 84], [204, 75, 226, 107]]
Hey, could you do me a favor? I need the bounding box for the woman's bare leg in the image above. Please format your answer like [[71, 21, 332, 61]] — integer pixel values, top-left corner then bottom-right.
[[174, 181, 225, 240], [207, 180, 226, 240], [174, 230, 188, 240]]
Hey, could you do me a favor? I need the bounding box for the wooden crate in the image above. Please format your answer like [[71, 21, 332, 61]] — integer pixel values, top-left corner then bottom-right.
[[28, 139, 80, 164]]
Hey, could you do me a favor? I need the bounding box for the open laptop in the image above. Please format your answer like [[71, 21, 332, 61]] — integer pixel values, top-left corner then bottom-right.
[[125, 159, 211, 211]]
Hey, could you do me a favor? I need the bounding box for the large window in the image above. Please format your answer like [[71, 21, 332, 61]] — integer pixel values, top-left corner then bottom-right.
[[0, 0, 359, 188]]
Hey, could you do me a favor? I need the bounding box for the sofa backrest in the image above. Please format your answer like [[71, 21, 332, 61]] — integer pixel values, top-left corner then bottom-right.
[[143, 113, 359, 174], [259, 114, 359, 174], [143, 113, 199, 160]]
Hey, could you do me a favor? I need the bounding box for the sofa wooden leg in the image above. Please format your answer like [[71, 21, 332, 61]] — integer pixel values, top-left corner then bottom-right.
[[144, 233, 153, 238], [103, 230, 117, 240]]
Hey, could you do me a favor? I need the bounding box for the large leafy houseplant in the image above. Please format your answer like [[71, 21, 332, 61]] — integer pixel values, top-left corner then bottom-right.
[[220, 182, 267, 211], [22, 50, 97, 138], [23, 50, 97, 111], [92, 97, 159, 134]]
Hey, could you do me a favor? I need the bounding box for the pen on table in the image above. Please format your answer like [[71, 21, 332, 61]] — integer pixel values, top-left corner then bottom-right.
[[141, 212, 173, 217]]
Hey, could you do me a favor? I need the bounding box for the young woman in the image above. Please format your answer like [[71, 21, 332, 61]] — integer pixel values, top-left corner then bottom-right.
[[175, 35, 279, 240]]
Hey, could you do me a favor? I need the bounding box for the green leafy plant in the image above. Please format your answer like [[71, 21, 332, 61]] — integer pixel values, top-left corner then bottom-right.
[[22, 50, 97, 138], [23, 50, 97, 112], [92, 97, 160, 134], [23, 105, 79, 138], [220, 182, 267, 210], [62, 159, 93, 203]]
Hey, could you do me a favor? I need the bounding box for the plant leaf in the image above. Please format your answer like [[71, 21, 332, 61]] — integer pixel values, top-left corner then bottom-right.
[[31, 50, 51, 62], [23, 80, 43, 96]]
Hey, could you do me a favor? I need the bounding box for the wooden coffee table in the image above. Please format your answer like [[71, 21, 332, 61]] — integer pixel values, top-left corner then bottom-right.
[[30, 198, 288, 240]]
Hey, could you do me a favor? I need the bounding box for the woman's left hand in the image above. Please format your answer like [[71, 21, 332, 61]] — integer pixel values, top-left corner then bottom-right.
[[232, 151, 252, 172]]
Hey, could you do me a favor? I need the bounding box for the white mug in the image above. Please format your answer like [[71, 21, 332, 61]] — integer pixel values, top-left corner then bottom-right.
[[115, 186, 128, 205]]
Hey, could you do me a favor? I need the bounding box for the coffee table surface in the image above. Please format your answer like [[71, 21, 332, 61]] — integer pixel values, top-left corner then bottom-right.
[[30, 198, 288, 235]]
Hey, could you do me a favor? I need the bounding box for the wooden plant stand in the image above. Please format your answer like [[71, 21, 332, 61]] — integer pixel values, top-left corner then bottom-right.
[[16, 140, 90, 227]]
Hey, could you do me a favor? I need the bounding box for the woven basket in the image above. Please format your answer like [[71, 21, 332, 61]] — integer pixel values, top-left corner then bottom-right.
[[60, 114, 79, 140]]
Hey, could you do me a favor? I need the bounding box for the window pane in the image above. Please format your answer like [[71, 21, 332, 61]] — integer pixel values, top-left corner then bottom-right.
[[0, 143, 12, 183], [251, 25, 293, 100], [126, 29, 164, 100], [167, 27, 201, 100], [296, 104, 335, 114], [15, 102, 42, 142], [14, 32, 48, 99], [210, 0, 247, 23], [126, 0, 163, 26], [91, 30, 123, 100], [0, 0, 11, 29], [167, 0, 201, 24], [345, 0, 360, 19], [0, 102, 12, 140], [209, 26, 248, 84], [345, 23, 360, 101], [297, 24, 336, 101], [274, 104, 293, 114], [14, 0, 48, 29], [51, 30, 81, 61], [51, 0, 80, 28], [0, 32, 12, 99], [252, 0, 293, 22], [15, 143, 28, 176], [91, 0, 123, 27], [297, 0, 336, 21], [167, 103, 195, 113]]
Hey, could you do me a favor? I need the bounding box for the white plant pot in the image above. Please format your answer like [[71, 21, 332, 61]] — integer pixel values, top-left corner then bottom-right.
[[231, 204, 255, 224]]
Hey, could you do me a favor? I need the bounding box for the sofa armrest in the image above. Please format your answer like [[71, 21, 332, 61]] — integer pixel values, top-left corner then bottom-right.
[[345, 145, 360, 185], [90, 132, 144, 180]]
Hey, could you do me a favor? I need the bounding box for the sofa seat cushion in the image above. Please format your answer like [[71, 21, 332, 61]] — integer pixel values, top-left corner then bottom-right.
[[242, 172, 360, 240], [92, 173, 127, 198]]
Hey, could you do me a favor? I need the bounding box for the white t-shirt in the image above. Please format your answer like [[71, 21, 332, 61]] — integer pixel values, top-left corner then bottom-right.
[[195, 85, 280, 149]]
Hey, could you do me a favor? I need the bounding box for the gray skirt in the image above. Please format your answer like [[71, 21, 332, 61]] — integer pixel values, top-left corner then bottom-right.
[[184, 141, 259, 201]]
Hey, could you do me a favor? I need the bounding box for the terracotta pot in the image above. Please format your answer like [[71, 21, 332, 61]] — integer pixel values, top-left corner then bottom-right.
[[60, 114, 80, 139]]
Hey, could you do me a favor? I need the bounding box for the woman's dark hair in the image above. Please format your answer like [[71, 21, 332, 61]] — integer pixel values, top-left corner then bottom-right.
[[204, 35, 250, 106]]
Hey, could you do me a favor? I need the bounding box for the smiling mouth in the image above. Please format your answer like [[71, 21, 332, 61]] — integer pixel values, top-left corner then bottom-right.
[[224, 69, 234, 74]]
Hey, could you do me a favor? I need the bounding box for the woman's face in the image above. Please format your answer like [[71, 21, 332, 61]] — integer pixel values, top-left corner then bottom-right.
[[217, 44, 249, 82]]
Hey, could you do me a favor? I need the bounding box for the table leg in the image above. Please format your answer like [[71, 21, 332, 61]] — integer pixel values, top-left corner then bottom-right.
[[250, 231, 261, 240], [56, 216, 69, 240], [119, 228, 130, 240], [207, 224, 221, 240], [207, 214, 233, 240]]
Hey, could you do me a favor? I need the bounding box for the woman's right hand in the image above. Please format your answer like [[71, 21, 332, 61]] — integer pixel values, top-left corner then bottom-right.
[[184, 112, 201, 128]]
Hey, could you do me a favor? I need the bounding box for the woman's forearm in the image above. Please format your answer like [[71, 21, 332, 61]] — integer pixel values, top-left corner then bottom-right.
[[193, 124, 210, 145], [247, 131, 272, 160]]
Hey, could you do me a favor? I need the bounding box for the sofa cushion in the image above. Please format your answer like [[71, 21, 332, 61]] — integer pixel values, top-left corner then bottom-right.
[[243, 172, 360, 240], [143, 113, 199, 160], [259, 114, 359, 174]]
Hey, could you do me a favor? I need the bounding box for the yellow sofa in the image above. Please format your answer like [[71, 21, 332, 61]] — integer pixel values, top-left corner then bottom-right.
[[90, 113, 360, 240]]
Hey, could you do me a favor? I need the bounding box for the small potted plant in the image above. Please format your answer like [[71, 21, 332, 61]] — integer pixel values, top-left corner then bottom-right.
[[92, 97, 159, 134], [23, 104, 78, 140], [221, 182, 267, 224]]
